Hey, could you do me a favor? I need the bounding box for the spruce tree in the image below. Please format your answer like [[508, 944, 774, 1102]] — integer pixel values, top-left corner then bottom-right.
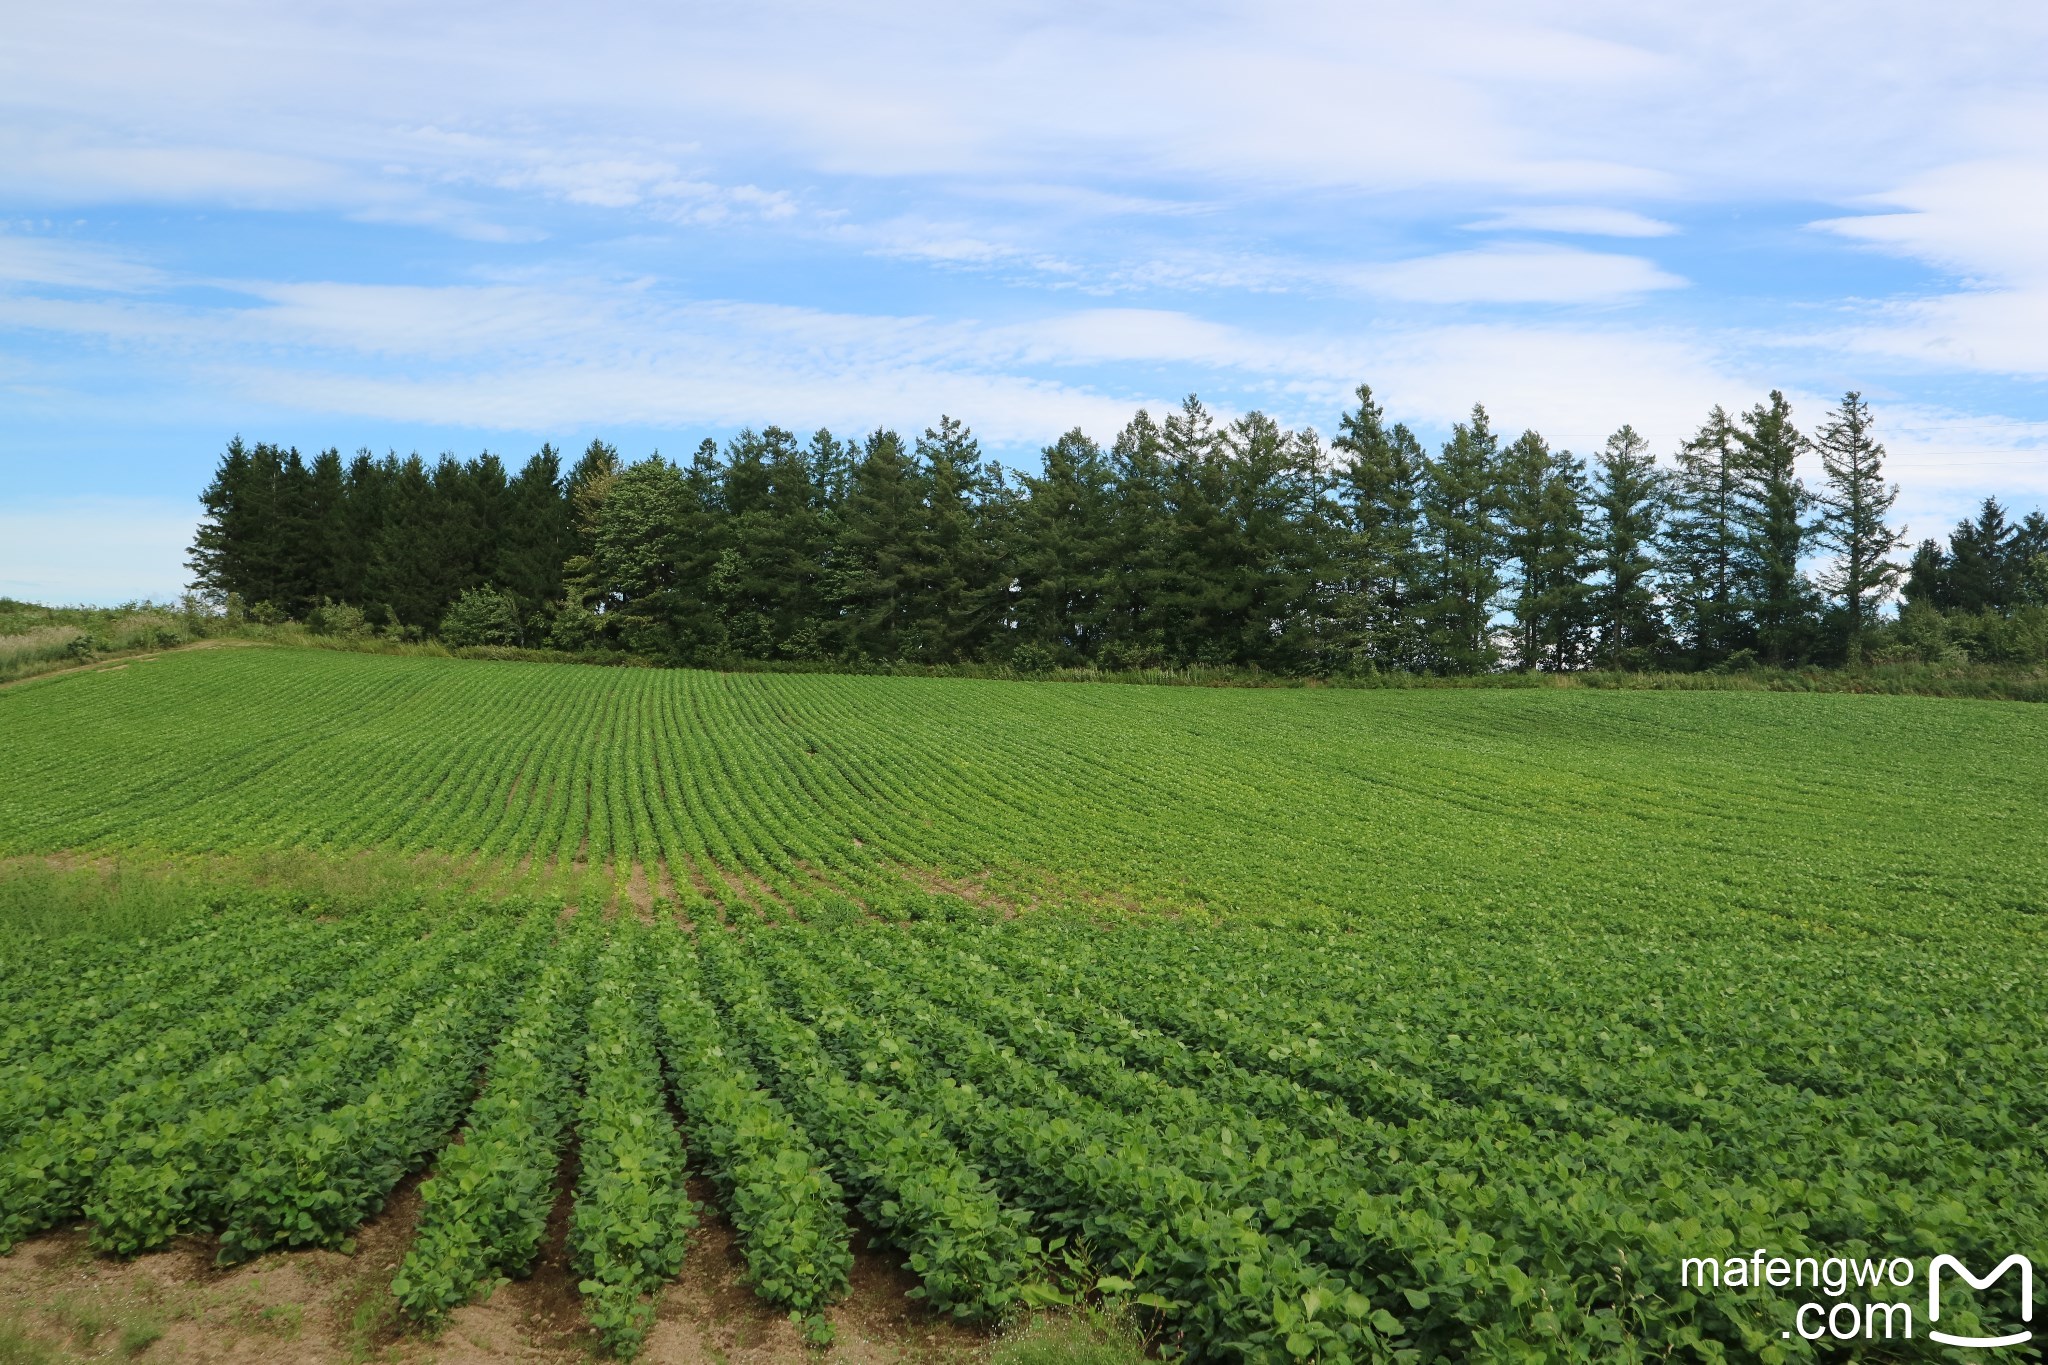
[[1330, 386, 1425, 672], [2016, 512, 2048, 607], [373, 455, 442, 630], [1500, 431, 1591, 671], [339, 450, 390, 611], [1663, 407, 1746, 663], [1813, 392, 1904, 660], [1589, 425, 1665, 668], [1418, 405, 1505, 672], [1157, 396, 1229, 665], [832, 429, 928, 660], [1733, 391, 1816, 664], [294, 448, 348, 613], [916, 416, 1006, 662], [188, 437, 255, 609], [497, 446, 569, 625], [1103, 409, 1171, 667], [1014, 429, 1116, 663], [1947, 498, 2015, 613], [1902, 539, 1950, 611]]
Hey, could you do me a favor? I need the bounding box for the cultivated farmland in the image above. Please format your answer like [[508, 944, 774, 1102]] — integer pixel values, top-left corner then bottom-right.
[[2, 647, 2046, 1362]]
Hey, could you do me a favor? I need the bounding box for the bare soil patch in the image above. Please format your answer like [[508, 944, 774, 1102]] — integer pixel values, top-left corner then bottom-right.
[[0, 1182, 994, 1364]]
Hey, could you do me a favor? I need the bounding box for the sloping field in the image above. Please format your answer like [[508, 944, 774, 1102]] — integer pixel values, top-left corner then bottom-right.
[[3, 647, 2047, 1361], [5, 646, 2047, 922]]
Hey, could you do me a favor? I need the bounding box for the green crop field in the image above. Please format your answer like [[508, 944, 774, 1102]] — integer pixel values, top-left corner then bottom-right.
[[2, 646, 2046, 1362]]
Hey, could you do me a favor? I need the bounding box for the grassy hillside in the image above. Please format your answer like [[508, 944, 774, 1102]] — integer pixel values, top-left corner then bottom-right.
[[3, 646, 2045, 1361]]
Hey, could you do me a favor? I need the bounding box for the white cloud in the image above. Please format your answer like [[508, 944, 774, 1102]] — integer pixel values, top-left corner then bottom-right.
[[0, 235, 166, 291], [0, 263, 1736, 448], [1813, 161, 2048, 283], [1349, 244, 1685, 305], [1463, 206, 1676, 237], [1814, 160, 2048, 377], [8, 1, 2041, 230], [3, 0, 2048, 580]]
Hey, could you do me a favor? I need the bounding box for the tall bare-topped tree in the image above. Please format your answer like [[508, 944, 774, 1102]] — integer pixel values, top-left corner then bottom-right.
[[1813, 392, 1904, 660]]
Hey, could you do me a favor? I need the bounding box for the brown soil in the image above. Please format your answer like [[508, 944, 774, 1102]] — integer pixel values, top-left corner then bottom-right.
[[624, 862, 654, 917], [0, 1183, 994, 1365], [893, 866, 1023, 918]]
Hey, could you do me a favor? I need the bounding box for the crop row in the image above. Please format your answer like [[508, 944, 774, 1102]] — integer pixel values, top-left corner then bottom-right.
[[9, 650, 2048, 944], [8, 895, 2043, 1362]]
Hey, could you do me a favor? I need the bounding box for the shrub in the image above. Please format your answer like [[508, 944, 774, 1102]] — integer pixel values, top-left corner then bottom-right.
[[440, 588, 523, 648], [105, 613, 188, 651], [306, 600, 373, 639]]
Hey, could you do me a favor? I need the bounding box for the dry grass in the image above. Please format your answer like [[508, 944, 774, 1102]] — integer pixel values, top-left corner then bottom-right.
[[0, 626, 87, 682]]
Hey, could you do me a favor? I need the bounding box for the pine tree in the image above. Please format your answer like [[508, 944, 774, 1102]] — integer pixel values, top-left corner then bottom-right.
[[916, 416, 1007, 662], [293, 448, 348, 613], [188, 437, 255, 608], [715, 426, 833, 659], [372, 455, 442, 630], [1902, 539, 1949, 610], [1157, 396, 1230, 665], [1947, 498, 2015, 614], [1329, 385, 1425, 672], [464, 453, 513, 594], [832, 429, 928, 660], [497, 446, 569, 624], [1418, 405, 1505, 672], [556, 440, 624, 638], [762, 427, 834, 656], [1226, 411, 1329, 671], [1733, 391, 1816, 664], [1663, 407, 1746, 664], [1500, 431, 1591, 671], [1013, 429, 1116, 663], [1588, 425, 1665, 668], [338, 451, 390, 611], [807, 429, 855, 509], [2016, 512, 2048, 607], [421, 456, 485, 617], [1102, 409, 1171, 668], [1813, 392, 1904, 660]]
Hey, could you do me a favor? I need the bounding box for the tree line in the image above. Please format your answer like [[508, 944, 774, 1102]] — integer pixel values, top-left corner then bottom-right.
[[187, 386, 2048, 673]]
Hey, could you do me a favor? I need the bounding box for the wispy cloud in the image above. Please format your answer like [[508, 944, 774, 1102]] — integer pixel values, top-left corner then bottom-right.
[[6, 0, 2048, 603], [1348, 245, 1686, 305], [1813, 161, 2048, 376], [0, 234, 168, 291], [1463, 206, 1677, 238]]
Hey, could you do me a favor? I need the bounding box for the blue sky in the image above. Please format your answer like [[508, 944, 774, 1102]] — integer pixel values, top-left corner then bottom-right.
[[4, 0, 2048, 603]]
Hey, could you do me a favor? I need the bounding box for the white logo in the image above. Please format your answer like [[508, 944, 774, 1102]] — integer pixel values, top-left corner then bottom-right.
[[1928, 1254, 2033, 1349]]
